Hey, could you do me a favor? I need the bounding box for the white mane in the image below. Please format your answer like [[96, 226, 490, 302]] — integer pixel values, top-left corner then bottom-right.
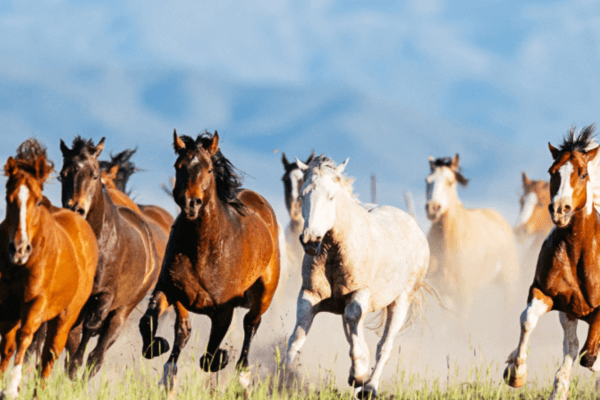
[[585, 140, 600, 214], [303, 155, 358, 199]]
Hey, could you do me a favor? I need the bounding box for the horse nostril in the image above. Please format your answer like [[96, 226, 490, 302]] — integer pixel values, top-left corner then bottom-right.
[[564, 205, 571, 213], [77, 208, 85, 216], [25, 244, 32, 253], [315, 236, 322, 242], [194, 198, 202, 206]]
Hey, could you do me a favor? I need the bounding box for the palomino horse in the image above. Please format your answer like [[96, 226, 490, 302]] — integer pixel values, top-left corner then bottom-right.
[[513, 173, 553, 280], [0, 139, 97, 398], [59, 136, 162, 378], [285, 155, 429, 398], [139, 131, 281, 388], [426, 154, 519, 318], [100, 148, 174, 235], [504, 125, 600, 400], [281, 151, 315, 270]]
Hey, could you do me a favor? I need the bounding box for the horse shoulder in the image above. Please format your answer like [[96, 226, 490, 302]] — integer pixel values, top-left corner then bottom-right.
[[107, 188, 143, 214], [238, 189, 277, 228], [51, 208, 98, 272]]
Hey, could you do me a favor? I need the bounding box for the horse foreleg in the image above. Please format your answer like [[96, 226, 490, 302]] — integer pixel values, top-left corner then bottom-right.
[[64, 321, 82, 373], [139, 291, 171, 359], [344, 288, 371, 389], [579, 308, 600, 370], [85, 290, 114, 331], [86, 305, 133, 378], [68, 321, 96, 379], [362, 289, 414, 398], [39, 313, 78, 380], [24, 322, 46, 367], [160, 302, 192, 390], [0, 323, 18, 374], [504, 287, 552, 388], [285, 289, 320, 366], [200, 305, 233, 373], [549, 312, 578, 400]]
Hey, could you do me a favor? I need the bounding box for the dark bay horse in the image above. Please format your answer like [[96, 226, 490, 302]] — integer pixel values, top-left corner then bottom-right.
[[59, 136, 162, 378], [0, 139, 97, 398], [504, 125, 600, 400], [139, 130, 281, 389]]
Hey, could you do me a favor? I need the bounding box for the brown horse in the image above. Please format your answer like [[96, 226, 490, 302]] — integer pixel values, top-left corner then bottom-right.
[[0, 139, 97, 398], [139, 130, 280, 389], [59, 136, 161, 378], [504, 125, 600, 400], [513, 173, 553, 280]]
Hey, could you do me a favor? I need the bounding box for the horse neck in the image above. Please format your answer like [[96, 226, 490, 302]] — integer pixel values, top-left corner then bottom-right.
[[288, 216, 303, 236], [191, 183, 231, 241], [87, 181, 115, 238], [330, 189, 365, 246], [26, 206, 58, 266], [557, 210, 599, 256], [435, 195, 467, 249]]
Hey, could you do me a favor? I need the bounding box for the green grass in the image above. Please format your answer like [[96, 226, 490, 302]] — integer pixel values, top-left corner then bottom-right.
[[3, 355, 600, 399]]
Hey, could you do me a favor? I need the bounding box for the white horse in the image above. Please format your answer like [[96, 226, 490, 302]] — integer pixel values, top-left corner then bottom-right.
[[284, 155, 430, 398]]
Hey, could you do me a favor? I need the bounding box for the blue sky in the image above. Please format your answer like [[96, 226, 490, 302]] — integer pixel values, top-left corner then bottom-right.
[[2, 0, 600, 228]]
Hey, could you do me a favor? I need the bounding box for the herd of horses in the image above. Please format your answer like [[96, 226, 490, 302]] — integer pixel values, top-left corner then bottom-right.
[[1, 125, 600, 399]]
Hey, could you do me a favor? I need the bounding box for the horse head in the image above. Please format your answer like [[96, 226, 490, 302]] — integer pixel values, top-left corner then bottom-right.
[[514, 172, 551, 241], [296, 155, 349, 256], [281, 150, 315, 222], [59, 136, 105, 218], [425, 154, 469, 223], [548, 125, 600, 228], [4, 139, 53, 265], [172, 129, 219, 220]]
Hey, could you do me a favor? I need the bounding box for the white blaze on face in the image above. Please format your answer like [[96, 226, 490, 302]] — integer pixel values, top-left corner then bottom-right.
[[426, 167, 454, 215], [553, 162, 574, 206], [290, 169, 304, 203], [301, 174, 337, 241], [516, 192, 538, 227], [18, 185, 30, 244]]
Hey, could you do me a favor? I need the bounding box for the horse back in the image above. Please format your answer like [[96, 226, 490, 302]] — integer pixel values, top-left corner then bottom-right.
[[106, 188, 143, 214]]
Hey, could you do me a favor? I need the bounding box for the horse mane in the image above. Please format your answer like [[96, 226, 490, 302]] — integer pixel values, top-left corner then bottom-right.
[[180, 131, 247, 215], [557, 124, 596, 154], [9, 138, 54, 187], [99, 148, 141, 195], [70, 136, 98, 155], [431, 157, 469, 186], [305, 154, 357, 198]]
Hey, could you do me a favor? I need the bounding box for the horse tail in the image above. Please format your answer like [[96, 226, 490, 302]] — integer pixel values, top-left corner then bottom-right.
[[404, 191, 417, 221]]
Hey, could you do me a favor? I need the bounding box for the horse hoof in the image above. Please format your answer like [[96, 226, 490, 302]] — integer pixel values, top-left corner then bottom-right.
[[503, 365, 527, 388], [143, 337, 170, 359], [200, 349, 229, 372], [348, 373, 369, 388], [581, 353, 597, 369], [355, 386, 377, 399]]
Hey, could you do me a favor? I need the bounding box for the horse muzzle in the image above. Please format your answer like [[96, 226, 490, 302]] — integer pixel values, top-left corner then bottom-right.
[[8, 240, 32, 265], [426, 202, 442, 222], [549, 203, 572, 228]]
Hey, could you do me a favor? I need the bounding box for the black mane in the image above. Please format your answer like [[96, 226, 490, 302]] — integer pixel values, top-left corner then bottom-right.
[[557, 124, 596, 154], [99, 148, 141, 195], [431, 157, 469, 187], [181, 131, 246, 215], [71, 136, 98, 155]]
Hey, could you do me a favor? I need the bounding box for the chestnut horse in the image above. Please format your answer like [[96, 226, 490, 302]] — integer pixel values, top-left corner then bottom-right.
[[139, 131, 280, 389], [426, 154, 520, 320], [0, 139, 97, 398], [513, 173, 553, 280], [59, 136, 161, 378], [504, 125, 600, 400], [100, 148, 174, 234]]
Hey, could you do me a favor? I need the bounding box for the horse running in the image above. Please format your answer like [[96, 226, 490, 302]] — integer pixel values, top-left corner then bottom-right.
[[504, 125, 600, 400], [284, 155, 429, 398], [281, 151, 315, 276], [425, 154, 519, 318], [513, 173, 553, 280], [0, 139, 97, 398], [139, 130, 281, 389], [59, 137, 161, 378]]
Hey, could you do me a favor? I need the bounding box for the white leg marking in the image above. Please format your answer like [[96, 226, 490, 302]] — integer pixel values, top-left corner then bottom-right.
[[345, 289, 371, 383], [18, 185, 30, 244], [4, 364, 23, 398], [549, 312, 578, 400], [285, 290, 319, 365]]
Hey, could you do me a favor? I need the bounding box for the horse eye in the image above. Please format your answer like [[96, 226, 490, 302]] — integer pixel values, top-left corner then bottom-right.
[[208, 169, 213, 174], [93, 174, 99, 180], [36, 200, 42, 207], [581, 172, 588, 180]]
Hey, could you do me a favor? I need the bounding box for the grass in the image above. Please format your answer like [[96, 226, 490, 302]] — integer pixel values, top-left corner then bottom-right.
[[3, 353, 600, 399]]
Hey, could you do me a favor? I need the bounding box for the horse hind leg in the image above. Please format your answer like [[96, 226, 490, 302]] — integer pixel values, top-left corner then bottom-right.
[[548, 312, 578, 400], [504, 287, 552, 388], [160, 302, 193, 392], [0, 323, 18, 374], [344, 288, 371, 390], [139, 291, 171, 359]]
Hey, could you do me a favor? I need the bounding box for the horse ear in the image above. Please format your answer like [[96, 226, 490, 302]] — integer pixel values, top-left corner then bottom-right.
[[91, 137, 105, 159], [548, 142, 560, 159], [207, 131, 219, 155], [428, 155, 435, 170], [35, 156, 52, 183], [451, 154, 460, 170], [173, 129, 186, 153], [109, 164, 119, 180], [294, 157, 308, 171], [60, 139, 70, 156], [336, 158, 349, 174], [522, 171, 532, 187], [4, 157, 17, 177], [586, 145, 600, 162], [281, 152, 290, 168], [305, 150, 315, 165]]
